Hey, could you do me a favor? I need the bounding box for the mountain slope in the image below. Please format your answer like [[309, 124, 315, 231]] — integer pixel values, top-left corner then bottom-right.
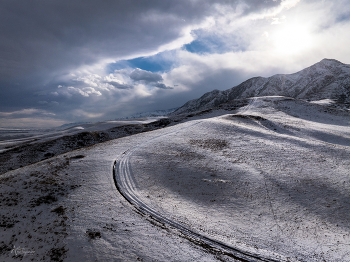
[[116, 107, 178, 120], [173, 58, 350, 115]]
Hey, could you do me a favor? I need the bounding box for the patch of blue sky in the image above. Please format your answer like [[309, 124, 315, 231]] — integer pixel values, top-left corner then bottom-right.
[[183, 37, 230, 54], [183, 30, 247, 54], [107, 50, 176, 74], [107, 35, 245, 74]]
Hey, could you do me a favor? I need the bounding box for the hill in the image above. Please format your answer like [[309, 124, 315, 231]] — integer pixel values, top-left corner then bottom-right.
[[172, 58, 350, 115]]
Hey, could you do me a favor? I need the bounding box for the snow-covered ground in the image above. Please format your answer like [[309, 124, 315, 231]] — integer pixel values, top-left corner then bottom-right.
[[1, 97, 350, 261], [0, 118, 160, 153], [309, 99, 335, 105]]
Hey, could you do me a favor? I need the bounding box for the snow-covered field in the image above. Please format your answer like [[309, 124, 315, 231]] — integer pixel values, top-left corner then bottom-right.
[[0, 118, 160, 153], [1, 97, 350, 261]]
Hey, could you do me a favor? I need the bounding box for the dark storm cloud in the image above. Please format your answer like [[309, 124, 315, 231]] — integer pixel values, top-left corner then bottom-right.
[[129, 68, 173, 89], [0, 0, 284, 126], [107, 81, 134, 90], [0, 0, 281, 80], [154, 83, 173, 89]]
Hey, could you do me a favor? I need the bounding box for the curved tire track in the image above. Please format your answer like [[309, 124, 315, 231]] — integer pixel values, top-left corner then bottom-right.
[[113, 120, 282, 262]]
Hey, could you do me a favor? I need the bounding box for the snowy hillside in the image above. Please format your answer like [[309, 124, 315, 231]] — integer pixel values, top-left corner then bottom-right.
[[1, 96, 350, 261], [173, 59, 350, 115], [115, 108, 178, 120]]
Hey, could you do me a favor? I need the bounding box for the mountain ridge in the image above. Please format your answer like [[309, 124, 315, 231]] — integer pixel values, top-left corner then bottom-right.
[[172, 58, 350, 115]]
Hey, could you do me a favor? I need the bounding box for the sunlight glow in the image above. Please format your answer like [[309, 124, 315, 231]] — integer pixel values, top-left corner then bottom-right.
[[272, 23, 313, 54]]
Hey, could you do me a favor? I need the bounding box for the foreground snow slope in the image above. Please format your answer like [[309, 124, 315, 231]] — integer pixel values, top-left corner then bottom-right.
[[131, 97, 350, 261], [0, 118, 236, 262], [1, 96, 349, 261]]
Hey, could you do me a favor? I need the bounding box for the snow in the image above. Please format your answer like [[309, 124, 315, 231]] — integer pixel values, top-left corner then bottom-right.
[[0, 118, 160, 155], [129, 97, 350, 261], [172, 59, 350, 116], [0, 122, 230, 261], [1, 96, 350, 261], [115, 108, 178, 120], [310, 99, 335, 105]]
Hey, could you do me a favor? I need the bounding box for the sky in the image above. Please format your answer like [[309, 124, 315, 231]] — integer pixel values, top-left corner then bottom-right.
[[1, 0, 350, 128]]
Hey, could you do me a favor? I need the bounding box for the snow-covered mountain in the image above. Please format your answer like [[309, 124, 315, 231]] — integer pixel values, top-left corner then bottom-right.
[[172, 58, 350, 115]]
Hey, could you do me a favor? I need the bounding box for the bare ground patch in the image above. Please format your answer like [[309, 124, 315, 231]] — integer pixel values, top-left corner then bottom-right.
[[0, 157, 81, 261], [189, 139, 229, 151]]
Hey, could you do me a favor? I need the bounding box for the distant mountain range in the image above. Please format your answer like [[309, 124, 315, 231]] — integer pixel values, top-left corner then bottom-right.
[[116, 107, 178, 120], [172, 58, 350, 115]]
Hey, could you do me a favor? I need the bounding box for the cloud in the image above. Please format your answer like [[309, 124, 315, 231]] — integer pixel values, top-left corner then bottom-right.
[[70, 109, 104, 119], [82, 87, 102, 96], [154, 83, 173, 89], [75, 74, 101, 88], [271, 17, 282, 24], [53, 86, 102, 97], [66, 67, 172, 93], [0, 0, 350, 127], [0, 108, 55, 118], [38, 101, 59, 106], [0, 117, 66, 128], [129, 69, 163, 83], [67, 86, 89, 97], [280, 0, 301, 9], [107, 81, 134, 90], [0, 0, 280, 81]]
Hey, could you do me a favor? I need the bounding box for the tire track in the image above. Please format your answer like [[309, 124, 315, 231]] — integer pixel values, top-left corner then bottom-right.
[[113, 120, 283, 262]]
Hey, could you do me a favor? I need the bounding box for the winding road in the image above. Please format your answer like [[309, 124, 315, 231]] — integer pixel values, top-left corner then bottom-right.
[[113, 113, 283, 262]]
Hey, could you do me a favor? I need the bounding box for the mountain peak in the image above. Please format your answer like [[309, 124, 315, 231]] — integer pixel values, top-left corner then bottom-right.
[[319, 58, 343, 65], [172, 59, 350, 115]]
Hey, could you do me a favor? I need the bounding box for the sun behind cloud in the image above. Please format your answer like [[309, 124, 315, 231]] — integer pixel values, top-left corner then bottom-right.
[[271, 23, 314, 55]]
